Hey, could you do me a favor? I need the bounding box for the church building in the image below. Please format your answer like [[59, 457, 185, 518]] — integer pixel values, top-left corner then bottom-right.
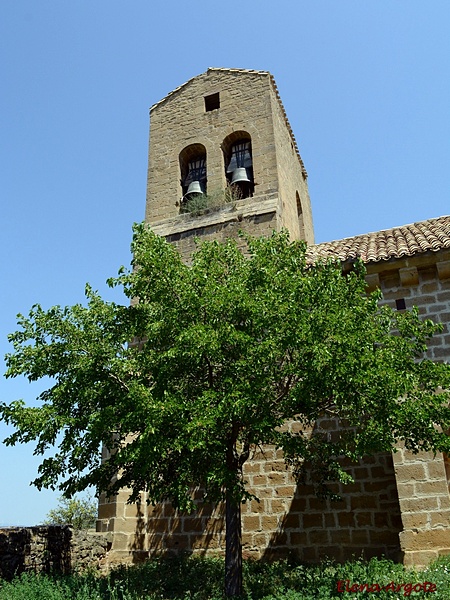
[[97, 68, 450, 568]]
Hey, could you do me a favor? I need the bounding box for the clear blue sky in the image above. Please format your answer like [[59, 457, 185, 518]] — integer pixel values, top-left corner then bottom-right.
[[1, 1, 449, 526]]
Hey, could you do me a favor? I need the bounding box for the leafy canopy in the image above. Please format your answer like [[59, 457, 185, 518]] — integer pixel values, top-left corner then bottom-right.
[[2, 225, 450, 509], [43, 494, 97, 529]]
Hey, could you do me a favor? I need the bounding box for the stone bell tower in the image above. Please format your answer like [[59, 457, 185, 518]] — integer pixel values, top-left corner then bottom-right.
[[145, 67, 314, 258], [97, 68, 314, 563]]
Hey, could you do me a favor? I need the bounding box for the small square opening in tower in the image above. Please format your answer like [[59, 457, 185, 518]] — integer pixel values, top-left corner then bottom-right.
[[395, 298, 406, 311], [204, 92, 220, 112]]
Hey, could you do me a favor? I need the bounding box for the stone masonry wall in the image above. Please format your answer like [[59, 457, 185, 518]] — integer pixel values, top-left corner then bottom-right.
[[147, 194, 279, 264], [268, 83, 314, 244], [99, 68, 318, 564], [146, 70, 280, 223], [164, 212, 277, 264], [98, 439, 402, 566], [98, 252, 450, 568], [0, 526, 110, 580], [145, 69, 313, 246], [99, 67, 450, 567], [368, 253, 450, 566]]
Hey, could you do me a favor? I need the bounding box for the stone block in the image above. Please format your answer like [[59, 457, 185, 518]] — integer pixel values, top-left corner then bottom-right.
[[369, 529, 400, 546], [426, 457, 447, 480], [353, 467, 370, 479], [247, 499, 266, 514], [324, 513, 337, 528], [308, 496, 329, 511], [365, 273, 380, 292], [374, 511, 396, 528], [351, 529, 369, 545], [401, 512, 429, 530], [330, 530, 351, 545], [124, 503, 144, 519], [298, 546, 318, 562], [289, 531, 308, 546], [289, 496, 307, 512], [402, 550, 439, 567], [395, 462, 426, 482], [350, 495, 377, 510], [253, 486, 274, 498], [252, 474, 269, 487], [414, 480, 449, 496], [400, 267, 419, 287], [400, 529, 450, 551], [148, 519, 169, 534], [266, 472, 288, 485], [260, 515, 280, 531], [264, 460, 288, 473], [282, 512, 300, 529], [438, 496, 450, 510], [338, 512, 356, 528], [408, 450, 441, 463], [400, 497, 439, 512], [244, 462, 261, 474], [168, 518, 183, 534], [437, 290, 450, 302], [430, 512, 450, 528], [98, 502, 118, 520], [274, 485, 296, 497], [253, 532, 268, 547], [111, 533, 132, 551], [437, 261, 450, 280], [164, 534, 189, 550], [182, 518, 205, 533], [243, 515, 261, 531], [356, 512, 373, 527], [268, 499, 288, 513], [190, 535, 221, 550]]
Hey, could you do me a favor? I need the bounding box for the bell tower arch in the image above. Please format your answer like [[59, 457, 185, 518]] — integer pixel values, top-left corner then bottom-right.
[[144, 68, 314, 260]]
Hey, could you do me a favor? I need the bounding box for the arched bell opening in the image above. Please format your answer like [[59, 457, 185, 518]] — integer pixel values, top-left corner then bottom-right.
[[179, 144, 207, 210], [296, 191, 305, 236], [222, 132, 254, 199]]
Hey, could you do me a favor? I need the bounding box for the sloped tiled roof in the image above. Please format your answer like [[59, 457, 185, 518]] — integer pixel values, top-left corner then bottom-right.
[[307, 216, 450, 265]]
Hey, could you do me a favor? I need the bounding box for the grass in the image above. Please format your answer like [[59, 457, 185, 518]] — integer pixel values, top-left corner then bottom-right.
[[1, 554, 450, 599], [180, 186, 242, 216]]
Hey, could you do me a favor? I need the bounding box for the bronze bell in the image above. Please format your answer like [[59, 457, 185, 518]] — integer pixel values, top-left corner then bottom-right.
[[230, 167, 251, 185], [185, 180, 204, 196]]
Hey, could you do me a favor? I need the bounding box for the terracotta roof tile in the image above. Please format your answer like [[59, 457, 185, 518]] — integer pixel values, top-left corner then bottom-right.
[[307, 216, 450, 265]]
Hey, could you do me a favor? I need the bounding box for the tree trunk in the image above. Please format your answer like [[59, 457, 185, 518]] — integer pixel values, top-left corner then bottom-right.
[[225, 488, 242, 597]]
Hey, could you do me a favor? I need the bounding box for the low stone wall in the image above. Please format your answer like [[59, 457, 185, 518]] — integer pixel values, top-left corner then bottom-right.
[[71, 529, 112, 572], [0, 526, 111, 580]]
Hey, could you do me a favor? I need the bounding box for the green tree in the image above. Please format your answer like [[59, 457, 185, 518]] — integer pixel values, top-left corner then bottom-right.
[[2, 225, 450, 596], [43, 494, 97, 529]]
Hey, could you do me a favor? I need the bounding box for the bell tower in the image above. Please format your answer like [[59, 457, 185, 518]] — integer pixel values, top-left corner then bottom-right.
[[145, 68, 314, 258], [97, 68, 314, 562]]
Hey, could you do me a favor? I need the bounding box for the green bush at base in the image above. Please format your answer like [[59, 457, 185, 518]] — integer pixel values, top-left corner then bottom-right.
[[1, 555, 450, 599]]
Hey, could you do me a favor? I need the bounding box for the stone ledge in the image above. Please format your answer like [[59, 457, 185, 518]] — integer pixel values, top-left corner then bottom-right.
[[151, 193, 279, 238]]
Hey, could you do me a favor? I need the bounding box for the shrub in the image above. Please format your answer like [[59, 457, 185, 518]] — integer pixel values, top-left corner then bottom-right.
[[2, 555, 450, 599], [43, 494, 97, 530], [180, 186, 242, 215]]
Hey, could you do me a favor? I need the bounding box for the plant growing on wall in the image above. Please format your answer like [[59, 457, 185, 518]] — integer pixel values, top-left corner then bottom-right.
[[180, 185, 242, 216], [2, 225, 450, 596]]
